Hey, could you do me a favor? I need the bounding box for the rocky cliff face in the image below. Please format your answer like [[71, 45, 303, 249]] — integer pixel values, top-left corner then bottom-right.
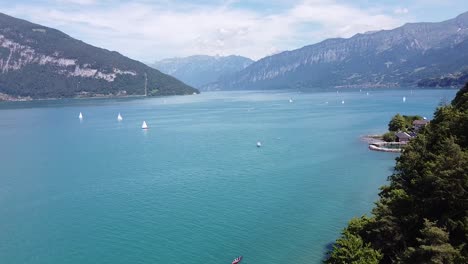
[[213, 11, 468, 90], [0, 13, 197, 99], [0, 34, 137, 81]]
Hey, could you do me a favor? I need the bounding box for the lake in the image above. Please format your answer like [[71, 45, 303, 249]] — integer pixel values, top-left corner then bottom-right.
[[0, 89, 457, 264]]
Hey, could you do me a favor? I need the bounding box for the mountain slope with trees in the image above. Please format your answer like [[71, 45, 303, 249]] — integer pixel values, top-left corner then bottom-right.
[[211, 11, 468, 91], [325, 83, 468, 263], [0, 12, 198, 100]]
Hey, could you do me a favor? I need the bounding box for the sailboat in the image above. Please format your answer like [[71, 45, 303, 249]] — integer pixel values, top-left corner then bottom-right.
[[256, 141, 262, 148], [403, 96, 406, 103], [117, 113, 123, 121], [341, 100, 345, 104], [78, 112, 83, 120], [141, 121, 148, 129], [289, 98, 293, 103], [366, 92, 369, 96]]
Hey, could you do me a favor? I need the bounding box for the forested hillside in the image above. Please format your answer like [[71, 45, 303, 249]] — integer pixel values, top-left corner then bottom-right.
[[325, 83, 468, 263], [211, 12, 468, 91], [0, 12, 198, 99]]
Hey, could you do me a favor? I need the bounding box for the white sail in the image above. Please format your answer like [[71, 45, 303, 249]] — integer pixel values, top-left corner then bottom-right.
[[289, 98, 293, 103], [341, 100, 345, 104], [256, 141, 262, 147], [117, 113, 123, 121], [403, 96, 406, 103], [141, 121, 148, 129], [79, 112, 83, 119]]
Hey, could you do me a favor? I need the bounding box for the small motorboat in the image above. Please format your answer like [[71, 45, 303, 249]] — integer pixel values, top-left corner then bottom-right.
[[232, 256, 243, 264]]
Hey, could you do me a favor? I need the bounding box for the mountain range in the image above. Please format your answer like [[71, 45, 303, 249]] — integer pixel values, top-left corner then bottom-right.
[[208, 11, 468, 91], [0, 12, 198, 100], [2, 11, 468, 100], [150, 55, 253, 89]]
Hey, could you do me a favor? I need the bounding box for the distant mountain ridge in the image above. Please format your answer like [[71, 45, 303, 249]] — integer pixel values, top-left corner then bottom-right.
[[0, 12, 198, 100], [210, 11, 468, 90], [150, 55, 253, 89]]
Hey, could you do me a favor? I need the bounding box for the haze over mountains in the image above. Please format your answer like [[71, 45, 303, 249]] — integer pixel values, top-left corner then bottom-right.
[[0, 12, 198, 100], [1, 10, 468, 100], [207, 11, 468, 91], [150, 55, 253, 89]]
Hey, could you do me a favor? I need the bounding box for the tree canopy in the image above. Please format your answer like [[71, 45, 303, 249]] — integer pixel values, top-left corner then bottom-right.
[[325, 83, 468, 264]]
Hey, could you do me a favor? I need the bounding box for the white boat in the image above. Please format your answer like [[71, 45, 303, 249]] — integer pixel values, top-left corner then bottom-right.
[[289, 98, 293, 103], [232, 256, 243, 264], [141, 121, 148, 129], [403, 96, 406, 103], [256, 141, 262, 148], [117, 113, 123, 121], [341, 100, 345, 104], [366, 92, 369, 96], [78, 112, 83, 119]]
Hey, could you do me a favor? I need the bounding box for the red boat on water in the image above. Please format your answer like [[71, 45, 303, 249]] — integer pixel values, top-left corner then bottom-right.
[[232, 256, 243, 264]]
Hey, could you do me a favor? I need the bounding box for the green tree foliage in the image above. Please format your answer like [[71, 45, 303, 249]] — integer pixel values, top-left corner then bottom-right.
[[388, 114, 407, 131], [326, 83, 468, 263], [382, 132, 396, 142], [388, 114, 422, 132], [325, 217, 382, 264], [400, 219, 461, 264]]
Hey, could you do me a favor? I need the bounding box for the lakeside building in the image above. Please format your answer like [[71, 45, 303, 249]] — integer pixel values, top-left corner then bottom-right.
[[368, 118, 431, 152], [413, 119, 430, 131], [395, 132, 412, 143]]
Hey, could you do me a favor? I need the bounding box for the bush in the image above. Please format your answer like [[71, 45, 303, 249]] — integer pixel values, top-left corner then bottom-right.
[[388, 114, 406, 131], [382, 132, 396, 142]]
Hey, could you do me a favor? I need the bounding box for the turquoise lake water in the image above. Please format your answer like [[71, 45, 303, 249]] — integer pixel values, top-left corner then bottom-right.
[[0, 89, 457, 264]]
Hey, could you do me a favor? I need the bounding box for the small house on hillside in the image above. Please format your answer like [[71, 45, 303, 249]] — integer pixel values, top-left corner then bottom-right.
[[413, 119, 430, 131], [396, 132, 412, 143]]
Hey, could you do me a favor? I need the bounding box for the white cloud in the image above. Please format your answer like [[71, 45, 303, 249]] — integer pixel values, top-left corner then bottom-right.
[[2, 0, 406, 61], [56, 0, 97, 5], [394, 7, 409, 15]]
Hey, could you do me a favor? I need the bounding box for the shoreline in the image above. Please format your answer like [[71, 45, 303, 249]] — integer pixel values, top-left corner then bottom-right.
[[0, 93, 198, 103], [361, 135, 404, 153], [360, 134, 385, 144]]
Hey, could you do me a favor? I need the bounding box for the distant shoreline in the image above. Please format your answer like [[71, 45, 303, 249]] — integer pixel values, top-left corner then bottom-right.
[[0, 93, 197, 103]]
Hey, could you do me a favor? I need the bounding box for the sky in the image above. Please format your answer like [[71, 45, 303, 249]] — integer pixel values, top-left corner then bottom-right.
[[0, 0, 467, 62]]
